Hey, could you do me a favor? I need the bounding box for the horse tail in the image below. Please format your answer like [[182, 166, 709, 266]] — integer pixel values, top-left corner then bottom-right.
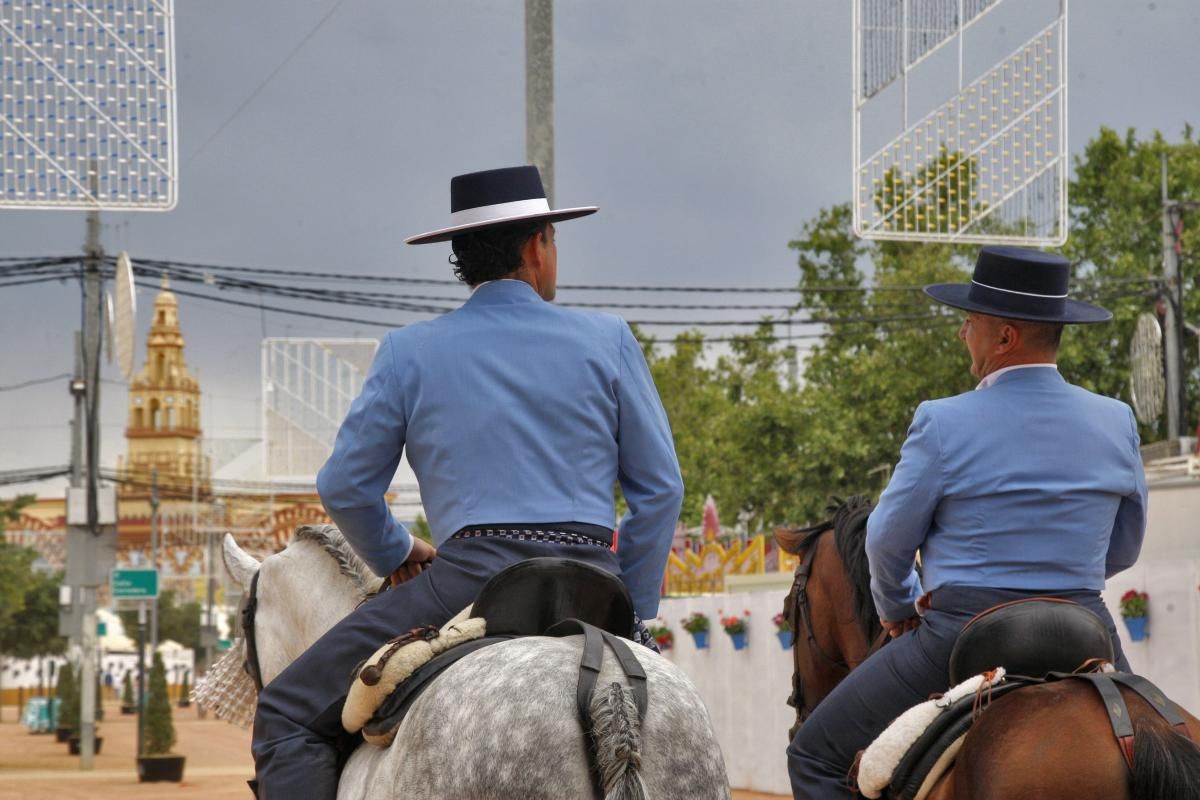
[[589, 681, 647, 800], [1130, 719, 1200, 800]]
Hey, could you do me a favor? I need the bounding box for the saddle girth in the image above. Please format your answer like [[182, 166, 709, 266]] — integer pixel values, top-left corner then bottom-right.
[[1051, 670, 1194, 771]]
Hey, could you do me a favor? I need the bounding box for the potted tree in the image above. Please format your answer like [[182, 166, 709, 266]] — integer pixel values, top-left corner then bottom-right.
[[138, 652, 186, 782], [121, 672, 137, 715], [54, 661, 76, 743]]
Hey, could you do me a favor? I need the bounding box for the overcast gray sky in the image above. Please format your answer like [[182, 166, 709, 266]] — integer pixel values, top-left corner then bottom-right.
[[2, 0, 1198, 496]]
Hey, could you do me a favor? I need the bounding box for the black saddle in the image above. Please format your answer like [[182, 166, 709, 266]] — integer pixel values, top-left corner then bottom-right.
[[472, 557, 635, 638], [948, 597, 1114, 684], [362, 558, 636, 742], [884, 598, 1123, 799]]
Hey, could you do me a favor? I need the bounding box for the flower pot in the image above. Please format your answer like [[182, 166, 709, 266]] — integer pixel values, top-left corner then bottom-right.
[[54, 726, 71, 743], [67, 736, 103, 755], [1124, 616, 1148, 641], [690, 631, 709, 649], [138, 754, 186, 783], [729, 631, 748, 651], [777, 630, 793, 650]]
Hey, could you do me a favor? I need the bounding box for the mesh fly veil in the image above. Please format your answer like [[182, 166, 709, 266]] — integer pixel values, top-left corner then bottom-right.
[[193, 636, 258, 728]]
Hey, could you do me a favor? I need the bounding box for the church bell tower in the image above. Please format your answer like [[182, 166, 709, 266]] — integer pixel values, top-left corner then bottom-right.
[[120, 274, 209, 500]]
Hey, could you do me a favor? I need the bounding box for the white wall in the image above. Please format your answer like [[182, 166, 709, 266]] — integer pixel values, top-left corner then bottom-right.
[[657, 590, 795, 796], [1103, 557, 1200, 716]]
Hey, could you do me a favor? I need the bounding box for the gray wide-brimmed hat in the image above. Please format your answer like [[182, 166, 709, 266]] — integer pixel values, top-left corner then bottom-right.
[[405, 165, 597, 245], [924, 246, 1112, 324]]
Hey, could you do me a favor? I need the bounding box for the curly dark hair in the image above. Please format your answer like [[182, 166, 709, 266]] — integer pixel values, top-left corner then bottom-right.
[[449, 220, 548, 286]]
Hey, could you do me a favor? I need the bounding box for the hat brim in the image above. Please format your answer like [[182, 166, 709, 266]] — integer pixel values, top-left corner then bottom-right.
[[923, 283, 1113, 324], [405, 207, 598, 245]]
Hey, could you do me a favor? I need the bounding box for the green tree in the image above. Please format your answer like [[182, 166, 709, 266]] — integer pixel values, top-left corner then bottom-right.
[[0, 569, 67, 660], [631, 126, 1197, 534], [118, 591, 203, 652], [0, 496, 37, 633], [144, 652, 176, 755], [1063, 126, 1200, 439]]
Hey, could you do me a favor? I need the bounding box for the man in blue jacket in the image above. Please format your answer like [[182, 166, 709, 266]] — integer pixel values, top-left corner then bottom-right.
[[252, 166, 684, 798], [788, 246, 1147, 799]]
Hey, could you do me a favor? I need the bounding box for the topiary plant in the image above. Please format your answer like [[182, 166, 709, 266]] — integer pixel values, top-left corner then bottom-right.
[[144, 652, 176, 755], [122, 671, 135, 707], [56, 660, 79, 736]]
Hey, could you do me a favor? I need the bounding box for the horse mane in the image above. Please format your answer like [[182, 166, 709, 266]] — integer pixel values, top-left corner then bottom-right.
[[826, 495, 877, 644], [293, 524, 380, 597]]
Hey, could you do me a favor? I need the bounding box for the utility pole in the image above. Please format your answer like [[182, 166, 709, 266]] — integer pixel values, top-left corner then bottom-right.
[[1162, 153, 1186, 441], [76, 192, 104, 769], [62, 167, 118, 770], [525, 0, 554, 205], [150, 467, 160, 654]]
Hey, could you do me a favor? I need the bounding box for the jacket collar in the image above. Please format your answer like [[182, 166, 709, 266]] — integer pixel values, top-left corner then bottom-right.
[[979, 363, 1064, 390], [465, 279, 544, 307]]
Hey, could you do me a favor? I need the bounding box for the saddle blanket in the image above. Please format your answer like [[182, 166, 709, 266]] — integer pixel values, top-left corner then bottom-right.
[[857, 668, 1007, 800], [342, 605, 486, 746]]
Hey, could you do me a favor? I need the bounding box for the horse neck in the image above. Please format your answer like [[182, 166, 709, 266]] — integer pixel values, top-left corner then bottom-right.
[[825, 532, 877, 665], [791, 531, 876, 716], [255, 540, 367, 683]]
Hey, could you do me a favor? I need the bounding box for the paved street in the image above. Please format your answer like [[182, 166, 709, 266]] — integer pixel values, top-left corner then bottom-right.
[[0, 699, 784, 799]]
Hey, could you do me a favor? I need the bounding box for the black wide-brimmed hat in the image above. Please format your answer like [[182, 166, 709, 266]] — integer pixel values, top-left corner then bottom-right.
[[405, 165, 597, 245], [924, 245, 1112, 324]]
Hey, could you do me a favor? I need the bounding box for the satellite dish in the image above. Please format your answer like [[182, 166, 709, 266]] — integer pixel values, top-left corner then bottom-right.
[[1129, 312, 1165, 426], [105, 291, 115, 364], [114, 251, 138, 380]]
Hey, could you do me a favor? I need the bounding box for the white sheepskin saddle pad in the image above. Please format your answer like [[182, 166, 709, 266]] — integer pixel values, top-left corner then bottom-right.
[[857, 667, 1007, 800], [342, 605, 486, 746]]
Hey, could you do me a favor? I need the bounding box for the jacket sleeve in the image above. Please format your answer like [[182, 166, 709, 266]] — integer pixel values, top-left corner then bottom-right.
[[865, 402, 940, 621], [316, 333, 415, 578], [614, 322, 684, 620], [1105, 405, 1147, 577]]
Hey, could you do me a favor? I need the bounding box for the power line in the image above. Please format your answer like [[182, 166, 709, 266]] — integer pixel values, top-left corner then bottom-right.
[[0, 373, 71, 392], [185, 0, 350, 164]]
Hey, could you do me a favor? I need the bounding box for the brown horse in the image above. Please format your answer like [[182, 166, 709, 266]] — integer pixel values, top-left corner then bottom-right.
[[776, 497, 1200, 799]]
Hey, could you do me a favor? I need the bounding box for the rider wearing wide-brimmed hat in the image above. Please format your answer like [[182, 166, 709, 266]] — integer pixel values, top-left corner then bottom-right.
[[251, 166, 684, 798], [788, 246, 1147, 800]]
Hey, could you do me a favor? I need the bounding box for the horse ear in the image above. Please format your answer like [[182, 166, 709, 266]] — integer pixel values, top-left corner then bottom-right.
[[775, 527, 807, 555], [223, 533, 260, 591]]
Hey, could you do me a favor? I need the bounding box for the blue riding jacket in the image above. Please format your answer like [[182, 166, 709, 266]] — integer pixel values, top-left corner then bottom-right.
[[865, 366, 1148, 622]]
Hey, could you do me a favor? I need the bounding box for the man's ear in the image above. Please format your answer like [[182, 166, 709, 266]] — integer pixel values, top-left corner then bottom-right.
[[997, 322, 1018, 352], [522, 227, 547, 271]]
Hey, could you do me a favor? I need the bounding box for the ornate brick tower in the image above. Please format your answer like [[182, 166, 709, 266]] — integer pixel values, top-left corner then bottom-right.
[[118, 275, 210, 514]]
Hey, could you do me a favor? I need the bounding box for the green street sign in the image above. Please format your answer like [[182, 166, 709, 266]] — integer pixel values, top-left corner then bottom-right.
[[111, 568, 159, 600]]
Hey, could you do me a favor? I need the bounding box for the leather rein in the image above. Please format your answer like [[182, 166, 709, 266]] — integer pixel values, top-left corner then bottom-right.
[[241, 570, 265, 694], [787, 525, 888, 726]]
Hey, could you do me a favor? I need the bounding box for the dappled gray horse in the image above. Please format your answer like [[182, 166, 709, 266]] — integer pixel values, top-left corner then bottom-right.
[[201, 527, 729, 800]]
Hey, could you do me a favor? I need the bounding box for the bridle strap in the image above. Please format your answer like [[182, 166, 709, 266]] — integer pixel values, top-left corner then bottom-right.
[[793, 532, 851, 672], [242, 570, 265, 694], [787, 526, 890, 728]]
